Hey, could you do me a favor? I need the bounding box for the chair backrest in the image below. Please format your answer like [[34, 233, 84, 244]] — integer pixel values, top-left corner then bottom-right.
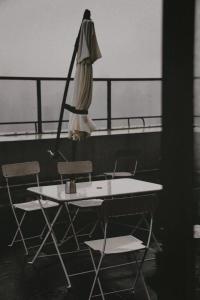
[[2, 161, 40, 178], [57, 161, 93, 181], [102, 194, 157, 220], [2, 161, 40, 207], [114, 156, 138, 175]]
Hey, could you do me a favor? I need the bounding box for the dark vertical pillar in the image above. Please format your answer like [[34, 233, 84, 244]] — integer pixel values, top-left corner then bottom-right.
[[107, 80, 111, 130], [159, 1, 195, 300], [36, 80, 42, 134]]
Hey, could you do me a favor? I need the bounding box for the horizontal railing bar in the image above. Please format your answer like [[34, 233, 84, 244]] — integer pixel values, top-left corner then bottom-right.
[[0, 121, 38, 125], [41, 116, 162, 122], [1, 76, 198, 81], [0, 77, 196, 81], [0, 126, 162, 138], [2, 115, 200, 126], [0, 76, 162, 81], [0, 116, 162, 126], [96, 125, 162, 130], [0, 114, 163, 136]]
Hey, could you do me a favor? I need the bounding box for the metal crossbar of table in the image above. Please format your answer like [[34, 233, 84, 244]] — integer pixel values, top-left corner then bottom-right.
[[27, 178, 162, 288]]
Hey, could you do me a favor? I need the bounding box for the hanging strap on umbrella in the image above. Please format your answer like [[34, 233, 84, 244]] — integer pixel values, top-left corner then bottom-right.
[[48, 9, 91, 160], [64, 104, 88, 115]]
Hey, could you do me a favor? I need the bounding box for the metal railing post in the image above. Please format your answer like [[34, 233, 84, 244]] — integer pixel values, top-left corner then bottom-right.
[[36, 80, 42, 134], [107, 80, 111, 130]]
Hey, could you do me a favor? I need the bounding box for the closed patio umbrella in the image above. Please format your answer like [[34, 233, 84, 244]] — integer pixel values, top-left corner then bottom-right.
[[67, 17, 102, 140]]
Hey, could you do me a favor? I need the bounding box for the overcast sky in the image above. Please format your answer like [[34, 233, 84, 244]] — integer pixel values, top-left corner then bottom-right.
[[0, 0, 162, 77]]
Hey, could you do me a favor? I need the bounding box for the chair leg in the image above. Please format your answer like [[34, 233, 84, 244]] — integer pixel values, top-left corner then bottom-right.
[[132, 248, 148, 291], [59, 207, 79, 245], [11, 208, 28, 255], [89, 249, 105, 300], [9, 211, 27, 247], [39, 223, 48, 240], [89, 207, 104, 238], [130, 215, 145, 235], [32, 201, 71, 288], [88, 219, 99, 238], [29, 205, 63, 264], [140, 270, 151, 300], [133, 251, 151, 300], [64, 203, 80, 250], [88, 251, 105, 300], [143, 215, 162, 251]]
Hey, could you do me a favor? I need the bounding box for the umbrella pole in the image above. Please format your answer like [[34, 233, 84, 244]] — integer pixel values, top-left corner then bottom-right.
[[49, 9, 91, 160], [54, 44, 78, 159]]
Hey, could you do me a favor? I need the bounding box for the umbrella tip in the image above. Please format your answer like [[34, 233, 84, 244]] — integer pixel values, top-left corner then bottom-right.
[[83, 9, 91, 20]]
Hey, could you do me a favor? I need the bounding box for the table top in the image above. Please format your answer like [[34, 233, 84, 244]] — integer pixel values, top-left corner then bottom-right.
[[28, 178, 162, 203]]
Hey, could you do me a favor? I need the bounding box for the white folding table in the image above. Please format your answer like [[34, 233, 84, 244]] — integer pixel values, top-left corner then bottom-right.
[[28, 178, 162, 288]]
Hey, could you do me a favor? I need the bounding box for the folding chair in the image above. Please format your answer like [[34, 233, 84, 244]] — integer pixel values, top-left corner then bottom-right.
[[85, 194, 156, 300], [104, 156, 138, 179], [57, 161, 103, 249], [105, 155, 161, 251], [2, 161, 59, 255]]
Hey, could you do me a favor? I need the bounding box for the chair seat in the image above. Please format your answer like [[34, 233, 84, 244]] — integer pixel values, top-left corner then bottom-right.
[[14, 199, 59, 211], [69, 199, 103, 208], [104, 172, 133, 178], [85, 235, 145, 254]]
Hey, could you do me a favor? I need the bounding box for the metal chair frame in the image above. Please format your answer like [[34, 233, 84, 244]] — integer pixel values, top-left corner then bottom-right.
[[105, 156, 161, 251], [104, 156, 138, 179], [85, 194, 156, 300], [110, 197, 161, 251], [2, 161, 59, 255], [57, 161, 103, 249]]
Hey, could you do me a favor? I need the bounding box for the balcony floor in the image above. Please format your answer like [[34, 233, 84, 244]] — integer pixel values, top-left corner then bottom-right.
[[0, 233, 158, 300]]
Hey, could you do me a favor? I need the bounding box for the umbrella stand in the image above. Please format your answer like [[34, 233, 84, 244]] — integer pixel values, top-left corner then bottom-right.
[[48, 9, 91, 160]]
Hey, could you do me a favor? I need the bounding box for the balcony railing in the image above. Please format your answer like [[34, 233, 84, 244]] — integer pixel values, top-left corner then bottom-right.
[[0, 76, 162, 136], [0, 116, 162, 136]]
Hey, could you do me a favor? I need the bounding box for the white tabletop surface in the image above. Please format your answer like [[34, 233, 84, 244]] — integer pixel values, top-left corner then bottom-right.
[[28, 178, 162, 203]]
